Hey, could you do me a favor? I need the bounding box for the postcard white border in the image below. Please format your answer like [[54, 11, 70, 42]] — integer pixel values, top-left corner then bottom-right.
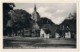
[[0, 0, 80, 52]]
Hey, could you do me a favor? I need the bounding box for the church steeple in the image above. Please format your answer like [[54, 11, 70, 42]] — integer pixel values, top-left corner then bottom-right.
[[31, 4, 40, 22], [34, 4, 37, 11], [31, 3, 40, 31]]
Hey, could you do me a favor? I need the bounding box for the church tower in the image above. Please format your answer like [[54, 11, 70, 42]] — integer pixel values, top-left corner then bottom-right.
[[31, 4, 40, 37], [31, 4, 40, 22]]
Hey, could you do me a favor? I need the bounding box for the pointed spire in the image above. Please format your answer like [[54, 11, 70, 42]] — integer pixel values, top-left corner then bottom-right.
[[34, 3, 37, 11]]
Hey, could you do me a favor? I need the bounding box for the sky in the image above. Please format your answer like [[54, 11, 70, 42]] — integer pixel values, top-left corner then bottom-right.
[[14, 3, 76, 25]]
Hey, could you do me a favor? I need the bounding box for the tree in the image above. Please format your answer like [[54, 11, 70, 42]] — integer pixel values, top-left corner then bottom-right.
[[3, 3, 15, 36], [59, 12, 76, 38], [37, 17, 54, 28], [9, 9, 32, 36]]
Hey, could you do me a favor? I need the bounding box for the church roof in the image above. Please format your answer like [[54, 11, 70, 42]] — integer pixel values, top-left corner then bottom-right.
[[32, 23, 40, 30]]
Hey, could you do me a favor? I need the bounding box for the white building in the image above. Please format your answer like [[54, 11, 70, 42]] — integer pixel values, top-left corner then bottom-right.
[[65, 26, 71, 38], [65, 31, 71, 38], [40, 28, 50, 38], [55, 33, 60, 38]]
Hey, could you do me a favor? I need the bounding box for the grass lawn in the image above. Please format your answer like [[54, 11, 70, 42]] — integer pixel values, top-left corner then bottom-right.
[[3, 36, 76, 49]]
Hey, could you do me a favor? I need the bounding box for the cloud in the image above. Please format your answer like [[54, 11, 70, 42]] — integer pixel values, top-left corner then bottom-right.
[[56, 10, 65, 13], [26, 7, 69, 25], [14, 3, 76, 25]]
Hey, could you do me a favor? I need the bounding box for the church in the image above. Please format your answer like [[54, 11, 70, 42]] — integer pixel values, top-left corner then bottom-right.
[[30, 4, 40, 37], [30, 4, 52, 38]]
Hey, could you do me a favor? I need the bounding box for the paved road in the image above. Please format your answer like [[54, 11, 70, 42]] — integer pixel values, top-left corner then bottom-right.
[[3, 36, 76, 49]]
